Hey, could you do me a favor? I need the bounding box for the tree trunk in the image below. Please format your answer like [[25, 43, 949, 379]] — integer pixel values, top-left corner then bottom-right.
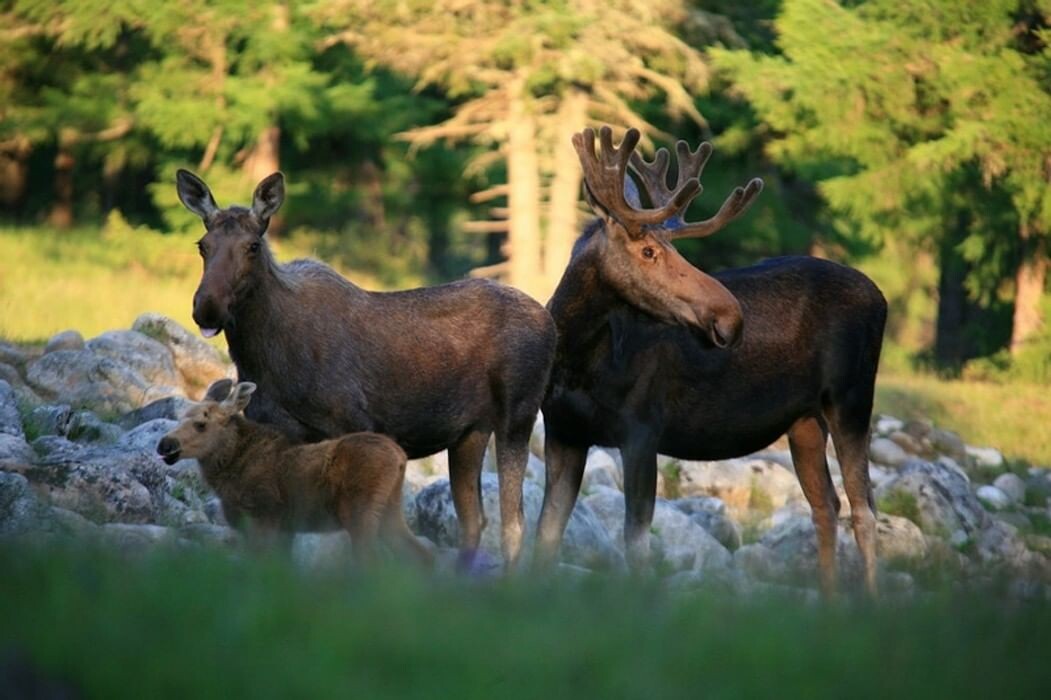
[[49, 143, 75, 229], [506, 78, 543, 298], [1010, 224, 1047, 355], [0, 137, 31, 211], [542, 89, 588, 301], [934, 214, 972, 370]]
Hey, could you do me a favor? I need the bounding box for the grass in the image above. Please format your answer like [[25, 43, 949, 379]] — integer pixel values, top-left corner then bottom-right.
[[1, 543, 1050, 698], [874, 372, 1051, 467]]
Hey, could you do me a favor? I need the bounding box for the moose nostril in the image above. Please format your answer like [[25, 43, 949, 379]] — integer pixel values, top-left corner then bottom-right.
[[157, 437, 177, 455]]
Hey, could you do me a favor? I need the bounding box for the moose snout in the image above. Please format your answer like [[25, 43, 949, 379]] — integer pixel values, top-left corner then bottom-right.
[[192, 289, 230, 337], [156, 436, 182, 465]]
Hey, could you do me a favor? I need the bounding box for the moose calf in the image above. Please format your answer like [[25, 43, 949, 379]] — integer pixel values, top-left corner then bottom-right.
[[157, 379, 431, 567]]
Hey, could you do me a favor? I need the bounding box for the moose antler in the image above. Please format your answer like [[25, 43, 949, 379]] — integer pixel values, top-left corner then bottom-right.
[[629, 139, 763, 240], [572, 126, 701, 231]]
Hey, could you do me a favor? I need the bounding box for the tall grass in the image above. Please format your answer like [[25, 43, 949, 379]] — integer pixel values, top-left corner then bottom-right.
[[1, 543, 1049, 698]]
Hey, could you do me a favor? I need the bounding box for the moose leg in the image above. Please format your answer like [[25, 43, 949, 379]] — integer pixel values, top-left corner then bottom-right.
[[534, 436, 587, 570], [788, 416, 840, 597], [621, 440, 658, 572], [339, 499, 384, 568], [379, 470, 434, 569], [448, 429, 490, 565], [494, 419, 533, 571], [826, 400, 879, 597]]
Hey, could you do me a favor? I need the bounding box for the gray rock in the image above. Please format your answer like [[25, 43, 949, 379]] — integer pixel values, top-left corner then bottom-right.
[[993, 473, 1026, 504], [966, 445, 1005, 469], [132, 313, 231, 397], [677, 458, 804, 517], [26, 349, 153, 414], [116, 418, 177, 454], [25, 404, 73, 439], [0, 433, 33, 464], [581, 447, 622, 493], [86, 330, 182, 390], [928, 427, 967, 462], [875, 513, 928, 562], [528, 412, 545, 460], [1025, 469, 1051, 507], [66, 411, 122, 444], [44, 330, 85, 354], [118, 396, 194, 430], [582, 486, 731, 574], [734, 543, 787, 582], [0, 380, 23, 439], [976, 485, 1012, 511], [869, 437, 909, 467], [875, 459, 988, 536], [874, 415, 905, 436], [757, 513, 863, 584], [671, 496, 742, 550], [974, 520, 1045, 577], [0, 342, 28, 368], [889, 430, 929, 458], [415, 474, 623, 570], [0, 471, 50, 536]]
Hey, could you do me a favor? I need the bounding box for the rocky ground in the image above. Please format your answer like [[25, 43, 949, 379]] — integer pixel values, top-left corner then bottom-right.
[[2, 315, 1051, 598]]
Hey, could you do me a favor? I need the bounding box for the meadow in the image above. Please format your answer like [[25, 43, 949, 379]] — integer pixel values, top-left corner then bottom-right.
[[3, 225, 1049, 467], [1, 542, 1049, 699]]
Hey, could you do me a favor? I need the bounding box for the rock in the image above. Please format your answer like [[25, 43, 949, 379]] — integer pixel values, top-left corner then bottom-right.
[[874, 513, 928, 562], [99, 523, 176, 551], [875, 459, 988, 537], [676, 458, 804, 517], [66, 411, 122, 444], [26, 349, 153, 414], [869, 437, 909, 467], [888, 430, 929, 458], [976, 485, 1012, 511], [582, 486, 730, 574], [0, 433, 33, 464], [528, 413, 545, 460], [43, 330, 85, 354], [0, 471, 50, 536], [757, 513, 863, 585], [874, 415, 904, 436], [116, 418, 177, 454], [581, 448, 622, 494], [903, 419, 932, 441], [928, 427, 967, 462], [132, 313, 231, 397], [734, 543, 787, 582], [25, 404, 73, 439], [966, 445, 1004, 469], [671, 496, 742, 550], [0, 380, 23, 439], [1025, 469, 1051, 507], [86, 330, 182, 390], [974, 520, 1045, 577], [415, 474, 623, 570], [993, 473, 1026, 504], [405, 451, 448, 491], [0, 342, 28, 368], [118, 396, 194, 430], [993, 511, 1032, 531]]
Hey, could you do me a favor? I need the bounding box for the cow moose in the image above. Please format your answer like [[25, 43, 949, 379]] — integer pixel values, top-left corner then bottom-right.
[[535, 127, 887, 595], [175, 170, 556, 569], [157, 379, 431, 566]]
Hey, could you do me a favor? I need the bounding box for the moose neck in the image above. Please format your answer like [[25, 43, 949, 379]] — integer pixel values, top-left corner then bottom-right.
[[197, 416, 287, 486], [547, 228, 623, 359]]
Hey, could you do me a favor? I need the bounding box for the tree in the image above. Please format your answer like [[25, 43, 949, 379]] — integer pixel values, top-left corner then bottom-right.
[[314, 0, 731, 300], [715, 0, 1051, 368]]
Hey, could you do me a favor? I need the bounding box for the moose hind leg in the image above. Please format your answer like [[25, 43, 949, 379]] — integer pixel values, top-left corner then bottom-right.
[[448, 429, 490, 562], [495, 419, 533, 571], [535, 436, 587, 571], [788, 416, 840, 596], [621, 440, 658, 572]]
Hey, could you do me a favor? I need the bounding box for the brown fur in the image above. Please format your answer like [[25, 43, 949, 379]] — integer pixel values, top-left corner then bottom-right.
[[157, 380, 431, 567]]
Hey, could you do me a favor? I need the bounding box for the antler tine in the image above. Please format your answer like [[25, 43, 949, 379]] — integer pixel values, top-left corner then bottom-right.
[[573, 126, 700, 228], [667, 177, 764, 240]]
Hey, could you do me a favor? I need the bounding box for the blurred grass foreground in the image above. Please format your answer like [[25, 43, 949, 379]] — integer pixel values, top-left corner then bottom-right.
[[1, 543, 1050, 698]]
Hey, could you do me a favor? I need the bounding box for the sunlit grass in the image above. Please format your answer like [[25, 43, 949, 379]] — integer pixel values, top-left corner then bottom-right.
[[1, 543, 1049, 698]]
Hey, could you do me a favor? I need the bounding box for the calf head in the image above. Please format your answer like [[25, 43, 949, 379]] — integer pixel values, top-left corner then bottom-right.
[[573, 126, 763, 348], [156, 379, 256, 465], [176, 170, 286, 338]]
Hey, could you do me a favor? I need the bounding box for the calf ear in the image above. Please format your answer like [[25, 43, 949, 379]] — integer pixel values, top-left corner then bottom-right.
[[204, 379, 234, 402], [223, 382, 257, 414], [251, 172, 285, 227], [177, 169, 220, 222]]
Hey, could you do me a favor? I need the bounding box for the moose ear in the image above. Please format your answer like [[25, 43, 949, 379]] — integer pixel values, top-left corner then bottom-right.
[[251, 172, 285, 226], [176, 169, 220, 222], [223, 382, 257, 414], [203, 379, 234, 403]]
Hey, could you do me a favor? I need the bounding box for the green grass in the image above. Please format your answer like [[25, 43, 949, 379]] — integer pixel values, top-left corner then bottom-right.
[[1, 543, 1050, 698], [875, 371, 1051, 467]]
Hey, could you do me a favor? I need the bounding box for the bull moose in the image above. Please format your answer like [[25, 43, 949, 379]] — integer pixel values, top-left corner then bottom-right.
[[175, 170, 556, 569], [535, 127, 887, 595]]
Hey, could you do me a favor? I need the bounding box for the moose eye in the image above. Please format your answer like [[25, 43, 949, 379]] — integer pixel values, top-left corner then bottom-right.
[[642, 246, 656, 260], [247, 241, 260, 254], [194, 422, 207, 433]]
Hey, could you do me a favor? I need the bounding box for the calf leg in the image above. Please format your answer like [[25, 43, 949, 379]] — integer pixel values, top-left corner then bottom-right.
[[380, 464, 434, 569], [338, 498, 384, 567], [494, 419, 534, 571], [788, 416, 840, 597], [534, 435, 587, 571], [622, 440, 658, 572], [448, 430, 490, 562]]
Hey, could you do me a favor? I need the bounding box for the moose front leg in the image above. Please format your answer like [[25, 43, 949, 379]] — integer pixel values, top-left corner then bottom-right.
[[534, 436, 587, 571], [621, 439, 658, 572]]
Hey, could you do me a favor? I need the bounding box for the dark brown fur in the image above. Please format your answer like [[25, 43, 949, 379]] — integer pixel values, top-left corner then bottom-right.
[[157, 380, 432, 567]]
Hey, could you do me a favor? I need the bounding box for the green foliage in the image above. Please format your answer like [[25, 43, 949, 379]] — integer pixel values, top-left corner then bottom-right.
[[878, 489, 922, 526], [3, 543, 1051, 698]]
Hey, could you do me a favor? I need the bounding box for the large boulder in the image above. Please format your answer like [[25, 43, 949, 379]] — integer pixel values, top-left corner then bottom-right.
[[676, 457, 804, 517], [26, 349, 154, 414], [582, 486, 732, 574], [86, 330, 181, 390], [43, 330, 85, 354], [757, 512, 863, 585], [992, 473, 1026, 505], [414, 473, 623, 570], [0, 380, 23, 439], [670, 496, 742, 550], [132, 313, 231, 397], [875, 458, 988, 538], [869, 437, 909, 468], [0, 471, 50, 536]]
